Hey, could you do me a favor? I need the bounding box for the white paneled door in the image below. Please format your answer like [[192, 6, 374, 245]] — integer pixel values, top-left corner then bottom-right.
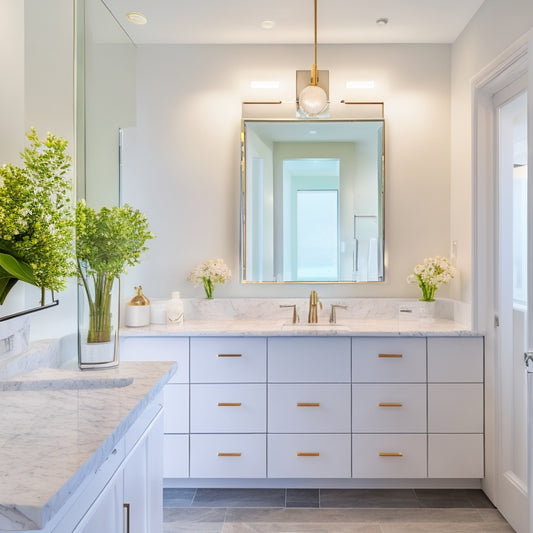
[[494, 82, 529, 533]]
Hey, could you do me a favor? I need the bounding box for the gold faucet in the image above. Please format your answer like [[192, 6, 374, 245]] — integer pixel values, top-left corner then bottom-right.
[[307, 290, 322, 323]]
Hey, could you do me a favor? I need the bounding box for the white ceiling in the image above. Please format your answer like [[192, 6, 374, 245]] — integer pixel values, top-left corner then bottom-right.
[[102, 0, 486, 45]]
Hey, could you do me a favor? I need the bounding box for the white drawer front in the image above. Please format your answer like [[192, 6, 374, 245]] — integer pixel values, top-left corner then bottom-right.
[[353, 384, 427, 433], [352, 338, 426, 383], [428, 337, 484, 383], [353, 434, 427, 478], [164, 434, 189, 478], [190, 337, 266, 383], [190, 384, 266, 433], [268, 434, 351, 478], [428, 434, 484, 478], [268, 337, 351, 383], [268, 384, 351, 433], [190, 434, 266, 478], [120, 337, 189, 383], [164, 384, 189, 434], [428, 384, 483, 433]]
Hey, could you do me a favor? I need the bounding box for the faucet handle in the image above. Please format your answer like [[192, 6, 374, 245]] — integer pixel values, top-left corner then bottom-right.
[[330, 304, 348, 324], [280, 304, 299, 324]]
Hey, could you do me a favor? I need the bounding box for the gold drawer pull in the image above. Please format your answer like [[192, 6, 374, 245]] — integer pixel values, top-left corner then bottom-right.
[[218, 353, 242, 357], [297, 402, 320, 407], [218, 452, 242, 457], [378, 353, 403, 358], [217, 402, 242, 407], [378, 402, 403, 407], [379, 452, 404, 457], [297, 452, 320, 457]]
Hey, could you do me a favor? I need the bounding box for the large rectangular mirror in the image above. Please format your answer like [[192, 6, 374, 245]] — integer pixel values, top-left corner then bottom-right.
[[241, 119, 385, 283]]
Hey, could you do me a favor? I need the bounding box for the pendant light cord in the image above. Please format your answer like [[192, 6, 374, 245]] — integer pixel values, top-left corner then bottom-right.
[[314, 0, 318, 68]]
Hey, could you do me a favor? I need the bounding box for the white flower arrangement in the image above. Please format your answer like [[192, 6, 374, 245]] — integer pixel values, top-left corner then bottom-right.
[[407, 255, 456, 301], [187, 258, 231, 299]]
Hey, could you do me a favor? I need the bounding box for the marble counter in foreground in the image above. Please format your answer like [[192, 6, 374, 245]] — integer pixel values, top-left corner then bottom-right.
[[0, 361, 176, 531], [121, 318, 481, 337]]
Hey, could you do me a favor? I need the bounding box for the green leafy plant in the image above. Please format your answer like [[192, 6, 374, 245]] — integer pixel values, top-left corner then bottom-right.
[[0, 128, 75, 305], [76, 201, 154, 343]]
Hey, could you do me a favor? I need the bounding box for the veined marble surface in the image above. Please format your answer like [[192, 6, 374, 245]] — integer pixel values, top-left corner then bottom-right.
[[0, 361, 176, 530], [122, 297, 478, 336], [121, 317, 479, 337]]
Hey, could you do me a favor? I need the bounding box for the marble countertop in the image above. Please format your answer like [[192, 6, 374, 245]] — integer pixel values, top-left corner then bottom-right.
[[121, 318, 481, 337], [0, 361, 176, 531]]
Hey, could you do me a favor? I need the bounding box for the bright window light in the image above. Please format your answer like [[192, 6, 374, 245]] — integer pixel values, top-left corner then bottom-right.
[[346, 80, 375, 89], [250, 81, 280, 89]]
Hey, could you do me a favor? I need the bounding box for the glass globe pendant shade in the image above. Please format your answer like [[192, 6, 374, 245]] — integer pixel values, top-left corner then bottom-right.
[[298, 84, 329, 117]]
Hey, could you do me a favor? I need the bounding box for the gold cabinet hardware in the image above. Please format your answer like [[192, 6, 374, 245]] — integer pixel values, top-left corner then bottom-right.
[[297, 402, 320, 407], [378, 353, 403, 358], [378, 402, 403, 407], [218, 452, 242, 457], [123, 503, 130, 533], [379, 452, 403, 457], [297, 452, 320, 457], [218, 353, 242, 357], [217, 402, 242, 407]]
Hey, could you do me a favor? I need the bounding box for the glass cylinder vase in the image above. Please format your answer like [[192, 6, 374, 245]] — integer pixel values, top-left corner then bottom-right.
[[78, 276, 120, 369], [418, 299, 436, 321]]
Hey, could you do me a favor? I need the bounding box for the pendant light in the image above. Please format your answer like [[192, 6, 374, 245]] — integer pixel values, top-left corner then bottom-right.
[[298, 0, 329, 117]]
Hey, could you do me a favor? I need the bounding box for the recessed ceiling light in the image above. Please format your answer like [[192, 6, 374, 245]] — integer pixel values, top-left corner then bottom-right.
[[346, 80, 375, 89], [126, 12, 147, 25], [376, 17, 389, 26], [261, 20, 275, 30], [251, 81, 280, 89]]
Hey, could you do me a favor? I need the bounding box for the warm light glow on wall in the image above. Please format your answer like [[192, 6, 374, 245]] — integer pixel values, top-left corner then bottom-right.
[[250, 81, 280, 89], [346, 81, 375, 89]]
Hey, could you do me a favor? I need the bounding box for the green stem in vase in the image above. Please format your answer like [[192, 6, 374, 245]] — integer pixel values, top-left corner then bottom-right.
[[203, 277, 214, 299]]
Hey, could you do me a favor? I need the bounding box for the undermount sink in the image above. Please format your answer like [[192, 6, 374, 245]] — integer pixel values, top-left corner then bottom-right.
[[0, 376, 134, 391], [281, 323, 349, 331]]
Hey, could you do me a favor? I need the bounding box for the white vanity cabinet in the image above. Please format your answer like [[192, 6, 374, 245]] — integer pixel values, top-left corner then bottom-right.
[[53, 398, 164, 533], [120, 337, 190, 478], [427, 337, 484, 478], [189, 337, 267, 478], [119, 332, 484, 485], [267, 337, 352, 478], [352, 337, 428, 478]]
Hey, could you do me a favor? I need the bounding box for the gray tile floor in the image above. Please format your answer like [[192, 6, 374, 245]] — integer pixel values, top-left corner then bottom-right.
[[163, 488, 515, 532]]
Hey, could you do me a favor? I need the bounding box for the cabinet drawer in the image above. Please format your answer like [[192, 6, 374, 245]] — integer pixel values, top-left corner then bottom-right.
[[164, 435, 189, 478], [268, 434, 351, 478], [353, 434, 427, 478], [352, 338, 426, 382], [268, 384, 351, 433], [428, 434, 484, 478], [353, 384, 426, 433], [190, 434, 266, 478], [190, 337, 266, 383], [164, 384, 189, 434], [428, 384, 483, 433], [428, 337, 484, 382], [190, 384, 266, 433], [268, 337, 351, 383], [120, 337, 189, 383]]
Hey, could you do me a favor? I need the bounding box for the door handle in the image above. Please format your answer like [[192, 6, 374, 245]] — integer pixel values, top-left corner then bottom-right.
[[524, 351, 533, 368]]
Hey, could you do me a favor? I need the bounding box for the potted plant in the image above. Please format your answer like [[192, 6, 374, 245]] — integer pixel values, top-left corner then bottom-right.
[[187, 258, 231, 299], [75, 200, 153, 366], [408, 255, 456, 319], [0, 128, 75, 306]]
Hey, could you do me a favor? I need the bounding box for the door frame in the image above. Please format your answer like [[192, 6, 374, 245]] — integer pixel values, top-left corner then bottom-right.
[[472, 32, 531, 529]]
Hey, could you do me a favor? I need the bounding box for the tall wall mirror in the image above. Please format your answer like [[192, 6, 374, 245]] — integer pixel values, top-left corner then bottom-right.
[[242, 119, 385, 283]]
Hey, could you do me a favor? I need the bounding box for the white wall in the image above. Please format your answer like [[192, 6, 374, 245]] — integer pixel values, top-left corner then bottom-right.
[[122, 43, 451, 300], [450, 0, 533, 305]]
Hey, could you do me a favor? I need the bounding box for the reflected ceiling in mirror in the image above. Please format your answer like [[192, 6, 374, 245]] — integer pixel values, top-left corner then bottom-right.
[[241, 119, 385, 283]]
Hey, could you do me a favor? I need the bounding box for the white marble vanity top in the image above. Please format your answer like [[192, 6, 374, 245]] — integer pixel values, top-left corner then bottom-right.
[[121, 317, 480, 337], [0, 361, 176, 531]]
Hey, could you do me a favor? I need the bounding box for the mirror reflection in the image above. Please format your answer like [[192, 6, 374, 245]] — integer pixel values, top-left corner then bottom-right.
[[242, 120, 385, 283]]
